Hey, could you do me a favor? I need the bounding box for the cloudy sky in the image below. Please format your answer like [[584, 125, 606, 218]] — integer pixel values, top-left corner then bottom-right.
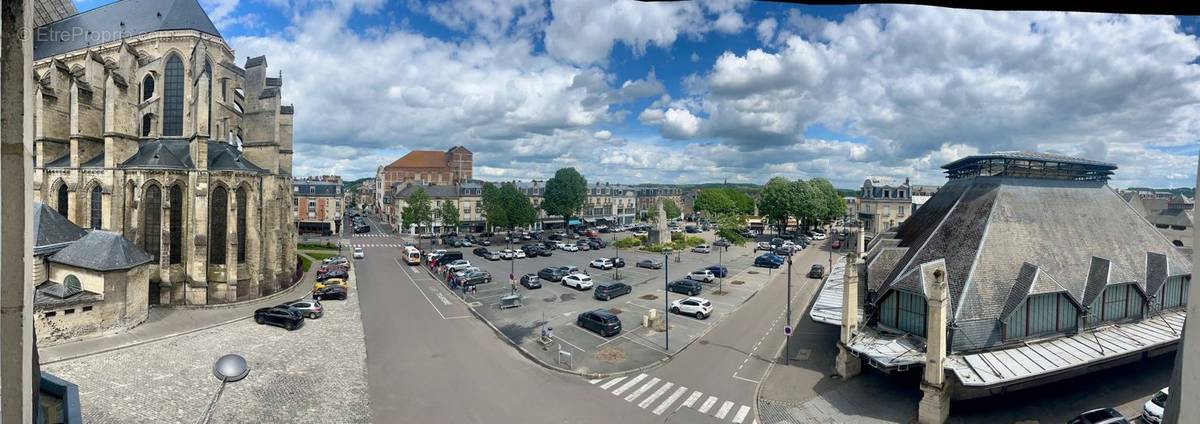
[[81, 0, 1200, 188]]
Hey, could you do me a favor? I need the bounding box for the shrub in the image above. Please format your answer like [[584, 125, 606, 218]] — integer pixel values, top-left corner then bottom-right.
[[684, 236, 706, 247], [614, 237, 642, 249], [645, 243, 674, 253], [298, 255, 312, 272], [671, 232, 684, 242]]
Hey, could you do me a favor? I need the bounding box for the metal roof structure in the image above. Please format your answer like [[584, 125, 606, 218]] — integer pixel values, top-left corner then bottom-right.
[[942, 151, 1118, 181], [34, 0, 222, 60], [48, 230, 154, 272]]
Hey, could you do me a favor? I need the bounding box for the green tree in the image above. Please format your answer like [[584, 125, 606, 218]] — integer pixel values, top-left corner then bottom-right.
[[500, 183, 537, 229], [693, 189, 735, 217], [438, 199, 460, 233], [400, 187, 432, 233], [714, 213, 748, 246], [809, 178, 846, 225], [792, 179, 825, 230], [662, 198, 681, 220], [542, 168, 587, 227], [723, 189, 756, 215], [758, 177, 800, 233], [480, 182, 508, 230]]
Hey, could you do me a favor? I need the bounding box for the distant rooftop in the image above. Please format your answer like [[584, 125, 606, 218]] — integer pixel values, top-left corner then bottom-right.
[[942, 151, 1118, 181]]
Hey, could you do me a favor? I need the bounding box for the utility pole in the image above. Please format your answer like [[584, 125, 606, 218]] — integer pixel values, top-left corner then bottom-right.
[[785, 256, 792, 366], [613, 234, 621, 280], [664, 252, 670, 352]]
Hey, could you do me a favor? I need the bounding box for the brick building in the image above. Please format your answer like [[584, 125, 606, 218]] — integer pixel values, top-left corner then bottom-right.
[[293, 179, 343, 235], [375, 146, 472, 208]]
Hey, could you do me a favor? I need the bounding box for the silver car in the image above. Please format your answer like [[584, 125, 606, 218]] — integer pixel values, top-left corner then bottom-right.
[[285, 299, 323, 319]]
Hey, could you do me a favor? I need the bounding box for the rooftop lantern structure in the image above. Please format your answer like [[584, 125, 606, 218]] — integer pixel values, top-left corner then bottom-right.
[[941, 151, 1117, 181]]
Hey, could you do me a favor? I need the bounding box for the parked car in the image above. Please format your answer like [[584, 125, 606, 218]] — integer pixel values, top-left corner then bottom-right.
[[713, 239, 731, 247], [691, 244, 712, 254], [254, 306, 305, 330], [593, 282, 632, 301], [537, 247, 553, 257], [770, 237, 785, 247], [514, 249, 527, 259], [460, 270, 492, 286], [560, 243, 579, 252], [285, 299, 323, 319], [1143, 388, 1168, 424], [548, 233, 563, 241], [444, 259, 472, 272], [576, 310, 622, 337], [313, 285, 348, 301], [686, 270, 716, 283], [705, 265, 728, 278], [812, 232, 827, 240], [562, 274, 594, 290], [316, 269, 348, 282], [610, 257, 626, 268], [774, 246, 796, 256], [754, 254, 785, 269], [1068, 408, 1128, 424], [808, 264, 826, 278], [500, 249, 516, 260], [313, 277, 347, 291], [538, 267, 568, 282], [426, 249, 447, 262], [755, 242, 774, 252], [667, 279, 703, 296], [589, 258, 614, 270], [589, 238, 608, 248], [670, 297, 713, 319], [520, 273, 542, 289], [473, 247, 490, 257], [637, 259, 664, 269], [575, 240, 592, 251]]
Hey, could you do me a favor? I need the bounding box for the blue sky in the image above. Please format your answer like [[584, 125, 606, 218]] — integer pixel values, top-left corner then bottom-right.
[[76, 0, 1200, 189]]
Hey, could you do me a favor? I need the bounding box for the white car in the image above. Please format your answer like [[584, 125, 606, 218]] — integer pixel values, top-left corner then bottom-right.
[[453, 266, 481, 279], [670, 228, 683, 234], [445, 260, 472, 272], [460, 240, 474, 247], [352, 247, 364, 259], [426, 249, 446, 262], [500, 249, 515, 260], [561, 244, 579, 252], [691, 244, 711, 253], [812, 232, 827, 240], [670, 297, 713, 319], [632, 231, 648, 237], [1143, 387, 1167, 424], [686, 270, 715, 283], [514, 250, 527, 259], [562, 274, 594, 290], [589, 258, 614, 270]]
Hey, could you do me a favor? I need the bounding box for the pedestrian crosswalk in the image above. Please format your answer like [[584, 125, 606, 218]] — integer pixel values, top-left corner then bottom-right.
[[348, 244, 405, 248], [588, 373, 756, 423], [351, 233, 391, 238]]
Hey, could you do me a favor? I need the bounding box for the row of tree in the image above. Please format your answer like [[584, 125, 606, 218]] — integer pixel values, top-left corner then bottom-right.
[[400, 167, 592, 233], [756, 177, 846, 233]]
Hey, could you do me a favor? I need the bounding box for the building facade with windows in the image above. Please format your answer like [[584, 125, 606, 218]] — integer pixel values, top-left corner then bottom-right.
[[30, 0, 297, 306], [857, 177, 912, 235], [375, 146, 473, 208], [293, 179, 343, 236], [636, 187, 684, 221], [814, 151, 1191, 398]]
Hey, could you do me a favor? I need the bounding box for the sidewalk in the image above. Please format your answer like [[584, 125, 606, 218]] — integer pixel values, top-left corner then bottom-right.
[[40, 263, 317, 364]]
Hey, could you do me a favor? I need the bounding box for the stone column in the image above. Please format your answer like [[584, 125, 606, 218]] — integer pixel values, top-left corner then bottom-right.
[[1165, 156, 1200, 424], [225, 187, 238, 302], [919, 261, 950, 424], [186, 175, 209, 305], [246, 181, 262, 297], [0, 0, 36, 420], [835, 252, 863, 379]]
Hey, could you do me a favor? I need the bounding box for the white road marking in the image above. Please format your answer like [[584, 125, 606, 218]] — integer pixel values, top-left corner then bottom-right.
[[715, 401, 734, 419], [624, 377, 660, 402], [652, 386, 688, 415], [637, 382, 673, 409], [681, 391, 703, 408], [698, 396, 718, 413], [732, 405, 751, 423], [611, 373, 646, 396], [600, 376, 625, 390], [589, 378, 603, 385]]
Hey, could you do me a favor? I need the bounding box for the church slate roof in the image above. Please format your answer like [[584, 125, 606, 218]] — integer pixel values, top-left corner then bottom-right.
[[81, 152, 105, 168], [867, 157, 1190, 352], [49, 230, 154, 272], [208, 141, 267, 173], [46, 153, 71, 168], [119, 139, 266, 173], [35, 281, 102, 310], [34, 0, 222, 60], [33, 202, 87, 256], [395, 183, 459, 199]]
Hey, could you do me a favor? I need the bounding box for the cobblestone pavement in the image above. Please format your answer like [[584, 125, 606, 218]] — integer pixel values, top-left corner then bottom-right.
[[43, 276, 370, 423]]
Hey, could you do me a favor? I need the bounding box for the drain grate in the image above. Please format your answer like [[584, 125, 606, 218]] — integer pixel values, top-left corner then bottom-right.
[[639, 294, 658, 300]]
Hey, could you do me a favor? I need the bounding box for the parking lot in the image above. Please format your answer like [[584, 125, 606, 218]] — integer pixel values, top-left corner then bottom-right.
[[418, 231, 819, 376]]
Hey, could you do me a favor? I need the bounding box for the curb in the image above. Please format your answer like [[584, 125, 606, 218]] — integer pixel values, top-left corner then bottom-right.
[[156, 277, 311, 311], [424, 266, 673, 380], [41, 314, 253, 365]]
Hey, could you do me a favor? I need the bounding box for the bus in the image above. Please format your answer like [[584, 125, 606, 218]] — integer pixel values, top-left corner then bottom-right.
[[404, 246, 422, 265]]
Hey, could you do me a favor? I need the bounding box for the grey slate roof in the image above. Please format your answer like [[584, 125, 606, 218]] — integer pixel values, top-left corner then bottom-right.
[[33, 202, 87, 256], [81, 152, 105, 168], [119, 139, 266, 173], [1147, 209, 1192, 228], [868, 169, 1190, 352], [395, 184, 459, 199], [35, 281, 102, 310], [34, 0, 221, 60], [294, 181, 340, 197], [49, 230, 154, 271], [208, 142, 267, 173], [46, 153, 71, 168]]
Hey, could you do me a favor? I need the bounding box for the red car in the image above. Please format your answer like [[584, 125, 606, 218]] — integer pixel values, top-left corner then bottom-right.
[[832, 240, 842, 250]]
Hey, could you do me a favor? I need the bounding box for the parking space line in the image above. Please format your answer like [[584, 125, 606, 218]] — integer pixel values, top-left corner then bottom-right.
[[599, 376, 625, 390], [620, 332, 670, 355], [715, 401, 734, 419], [611, 374, 647, 396], [637, 381, 673, 409], [652, 385, 688, 415], [623, 377, 660, 402], [570, 323, 611, 342], [682, 390, 703, 408], [554, 335, 587, 353]]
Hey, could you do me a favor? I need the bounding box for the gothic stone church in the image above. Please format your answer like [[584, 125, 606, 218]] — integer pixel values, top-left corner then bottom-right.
[[32, 0, 298, 306]]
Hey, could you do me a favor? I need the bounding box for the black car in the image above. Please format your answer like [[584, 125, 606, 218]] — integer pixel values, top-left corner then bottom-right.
[[548, 233, 563, 241], [705, 265, 728, 278], [589, 238, 608, 248], [316, 270, 348, 282], [770, 237, 785, 247], [808, 264, 825, 278], [313, 285, 348, 301], [1068, 408, 1128, 424], [594, 282, 632, 301], [610, 257, 626, 268], [538, 247, 553, 257], [577, 310, 622, 337], [354, 225, 370, 233], [667, 280, 703, 296], [713, 239, 731, 247], [461, 270, 492, 285], [520, 273, 542, 289], [541, 241, 558, 250], [521, 244, 542, 256], [473, 247, 490, 257], [537, 267, 568, 282], [254, 306, 305, 330]]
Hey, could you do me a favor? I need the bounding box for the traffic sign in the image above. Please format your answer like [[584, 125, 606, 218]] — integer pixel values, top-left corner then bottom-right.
[[784, 325, 793, 336]]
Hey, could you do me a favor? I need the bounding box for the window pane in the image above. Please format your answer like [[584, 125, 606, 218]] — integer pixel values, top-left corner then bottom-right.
[[90, 186, 102, 230], [209, 187, 227, 264], [237, 188, 247, 263], [143, 186, 162, 259], [163, 56, 185, 136], [170, 185, 183, 264], [57, 184, 69, 218]]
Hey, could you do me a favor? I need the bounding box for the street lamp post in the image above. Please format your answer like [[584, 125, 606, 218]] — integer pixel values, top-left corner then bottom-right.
[[614, 235, 621, 280], [664, 252, 670, 352], [786, 256, 793, 366], [718, 244, 723, 293]]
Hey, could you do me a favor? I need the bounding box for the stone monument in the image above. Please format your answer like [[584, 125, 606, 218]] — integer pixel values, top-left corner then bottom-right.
[[648, 198, 671, 245]]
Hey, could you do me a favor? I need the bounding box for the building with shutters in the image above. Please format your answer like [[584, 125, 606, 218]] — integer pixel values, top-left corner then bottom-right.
[[293, 179, 343, 236], [811, 151, 1191, 398], [30, 0, 298, 306]]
